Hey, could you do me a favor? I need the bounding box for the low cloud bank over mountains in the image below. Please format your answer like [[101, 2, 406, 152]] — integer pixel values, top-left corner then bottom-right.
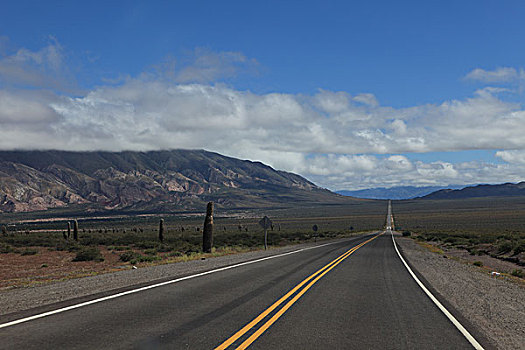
[[1, 39, 525, 189]]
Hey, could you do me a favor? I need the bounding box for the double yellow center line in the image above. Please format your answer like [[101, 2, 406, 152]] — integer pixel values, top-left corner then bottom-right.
[[215, 233, 382, 350]]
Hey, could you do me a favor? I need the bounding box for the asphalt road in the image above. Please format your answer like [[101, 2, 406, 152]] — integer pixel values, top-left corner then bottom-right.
[[0, 208, 480, 349]]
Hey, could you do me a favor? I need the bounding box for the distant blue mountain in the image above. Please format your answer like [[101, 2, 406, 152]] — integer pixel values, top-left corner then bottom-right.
[[336, 185, 466, 200], [421, 182, 525, 200]]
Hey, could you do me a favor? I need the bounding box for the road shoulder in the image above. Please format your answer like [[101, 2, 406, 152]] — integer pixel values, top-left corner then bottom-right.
[[395, 235, 525, 350]]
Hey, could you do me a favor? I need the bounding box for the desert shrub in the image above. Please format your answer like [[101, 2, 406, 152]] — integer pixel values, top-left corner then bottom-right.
[[443, 237, 457, 244], [510, 269, 524, 278], [144, 249, 157, 256], [119, 251, 141, 262], [55, 241, 81, 252], [0, 243, 15, 253], [67, 244, 82, 252], [497, 241, 514, 254], [514, 241, 525, 255], [402, 231, 411, 237], [136, 255, 161, 263], [20, 248, 38, 256], [473, 261, 483, 267], [134, 241, 157, 249], [156, 244, 173, 252], [185, 248, 199, 255], [469, 248, 486, 256], [73, 247, 104, 262]]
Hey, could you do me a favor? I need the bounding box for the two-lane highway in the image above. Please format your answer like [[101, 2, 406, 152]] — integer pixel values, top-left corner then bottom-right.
[[0, 204, 483, 349]]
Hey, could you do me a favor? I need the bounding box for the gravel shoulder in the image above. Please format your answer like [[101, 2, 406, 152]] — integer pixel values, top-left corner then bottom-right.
[[0, 236, 357, 317], [395, 235, 525, 350]]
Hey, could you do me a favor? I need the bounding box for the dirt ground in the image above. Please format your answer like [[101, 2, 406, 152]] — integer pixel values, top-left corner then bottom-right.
[[417, 240, 524, 280], [0, 248, 129, 289]]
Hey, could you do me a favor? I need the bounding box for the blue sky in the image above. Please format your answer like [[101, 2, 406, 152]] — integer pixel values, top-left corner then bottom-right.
[[1, 1, 525, 190]]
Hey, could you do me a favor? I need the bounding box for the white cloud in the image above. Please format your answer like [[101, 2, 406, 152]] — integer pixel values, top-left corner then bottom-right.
[[304, 156, 525, 190], [495, 150, 525, 164], [353, 93, 379, 107], [0, 89, 61, 124], [1, 76, 525, 189], [0, 36, 76, 91], [464, 67, 524, 83], [1, 40, 525, 189], [145, 47, 259, 84]]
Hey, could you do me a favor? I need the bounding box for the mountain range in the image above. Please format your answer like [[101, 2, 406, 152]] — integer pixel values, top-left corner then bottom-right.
[[2, 149, 524, 214], [0, 150, 351, 213], [421, 182, 525, 200], [336, 185, 465, 200]]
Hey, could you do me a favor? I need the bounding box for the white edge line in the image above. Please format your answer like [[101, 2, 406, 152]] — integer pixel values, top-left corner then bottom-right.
[[0, 238, 358, 329], [390, 231, 485, 350]]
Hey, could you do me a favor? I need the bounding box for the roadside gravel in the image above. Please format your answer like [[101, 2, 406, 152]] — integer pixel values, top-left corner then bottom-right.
[[395, 235, 525, 350], [0, 237, 353, 317]]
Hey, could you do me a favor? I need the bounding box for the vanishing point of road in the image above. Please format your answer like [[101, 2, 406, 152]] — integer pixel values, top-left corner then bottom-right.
[[0, 202, 486, 349]]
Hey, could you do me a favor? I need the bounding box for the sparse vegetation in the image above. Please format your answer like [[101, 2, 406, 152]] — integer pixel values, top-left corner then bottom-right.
[[73, 247, 104, 262], [0, 208, 379, 256], [0, 201, 385, 288], [119, 251, 141, 262], [0, 242, 15, 254], [473, 261, 483, 267], [394, 197, 525, 266], [20, 248, 38, 256]]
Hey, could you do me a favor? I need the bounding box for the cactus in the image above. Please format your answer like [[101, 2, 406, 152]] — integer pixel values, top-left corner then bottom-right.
[[159, 219, 165, 243], [62, 231, 67, 240], [73, 220, 79, 241], [202, 202, 214, 253], [1, 225, 7, 236], [67, 222, 71, 239]]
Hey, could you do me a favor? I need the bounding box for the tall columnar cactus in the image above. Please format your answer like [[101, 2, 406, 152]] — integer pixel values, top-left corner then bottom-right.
[[202, 202, 214, 253], [67, 222, 71, 239], [73, 220, 79, 241], [1, 225, 7, 236], [159, 219, 165, 243]]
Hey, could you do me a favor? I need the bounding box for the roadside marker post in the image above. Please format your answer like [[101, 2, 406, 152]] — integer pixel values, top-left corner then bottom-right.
[[312, 224, 318, 242], [259, 216, 272, 250]]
